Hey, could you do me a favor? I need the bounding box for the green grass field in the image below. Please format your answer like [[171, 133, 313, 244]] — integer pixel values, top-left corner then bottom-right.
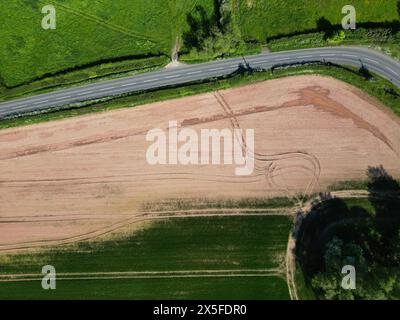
[[1, 0, 399, 102], [0, 277, 290, 300], [0, 0, 214, 87], [0, 215, 292, 299], [237, 0, 399, 41], [2, 1, 398, 89]]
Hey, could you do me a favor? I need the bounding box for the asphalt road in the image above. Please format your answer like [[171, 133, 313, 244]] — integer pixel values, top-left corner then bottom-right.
[[1, 46, 399, 119]]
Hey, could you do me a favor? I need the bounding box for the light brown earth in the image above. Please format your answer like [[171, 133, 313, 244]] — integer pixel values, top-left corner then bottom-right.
[[0, 75, 399, 250]]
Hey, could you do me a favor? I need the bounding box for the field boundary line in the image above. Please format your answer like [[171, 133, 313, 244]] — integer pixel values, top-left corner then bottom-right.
[[0, 208, 293, 222], [286, 233, 298, 300]]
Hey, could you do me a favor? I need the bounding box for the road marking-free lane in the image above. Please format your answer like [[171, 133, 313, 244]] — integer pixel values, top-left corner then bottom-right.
[[385, 66, 399, 76]]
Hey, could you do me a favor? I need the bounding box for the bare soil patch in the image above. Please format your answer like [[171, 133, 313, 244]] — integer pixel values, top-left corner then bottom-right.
[[0, 75, 399, 249]]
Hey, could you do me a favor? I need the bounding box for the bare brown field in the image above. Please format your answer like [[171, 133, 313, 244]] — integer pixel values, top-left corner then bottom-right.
[[0, 75, 399, 250]]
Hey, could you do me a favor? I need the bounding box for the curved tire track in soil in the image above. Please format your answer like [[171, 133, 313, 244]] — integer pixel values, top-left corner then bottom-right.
[[214, 90, 321, 203]]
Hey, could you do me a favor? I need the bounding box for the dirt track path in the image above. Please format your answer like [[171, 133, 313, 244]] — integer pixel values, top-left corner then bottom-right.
[[0, 268, 283, 282]]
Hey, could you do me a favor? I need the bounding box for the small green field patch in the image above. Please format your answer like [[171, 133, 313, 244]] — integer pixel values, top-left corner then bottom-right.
[[0, 215, 293, 299]]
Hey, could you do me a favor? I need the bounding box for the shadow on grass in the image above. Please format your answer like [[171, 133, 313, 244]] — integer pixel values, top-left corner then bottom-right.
[[398, 1, 400, 18], [296, 166, 400, 292], [317, 17, 336, 40]]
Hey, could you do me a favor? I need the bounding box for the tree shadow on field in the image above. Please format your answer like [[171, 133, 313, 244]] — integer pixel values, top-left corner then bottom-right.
[[297, 166, 400, 285], [397, 1, 400, 18], [367, 165, 400, 235], [296, 194, 363, 277], [316, 17, 336, 40], [214, 0, 223, 30], [384, 86, 400, 97], [182, 2, 232, 52], [359, 63, 373, 80], [183, 5, 214, 51]]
